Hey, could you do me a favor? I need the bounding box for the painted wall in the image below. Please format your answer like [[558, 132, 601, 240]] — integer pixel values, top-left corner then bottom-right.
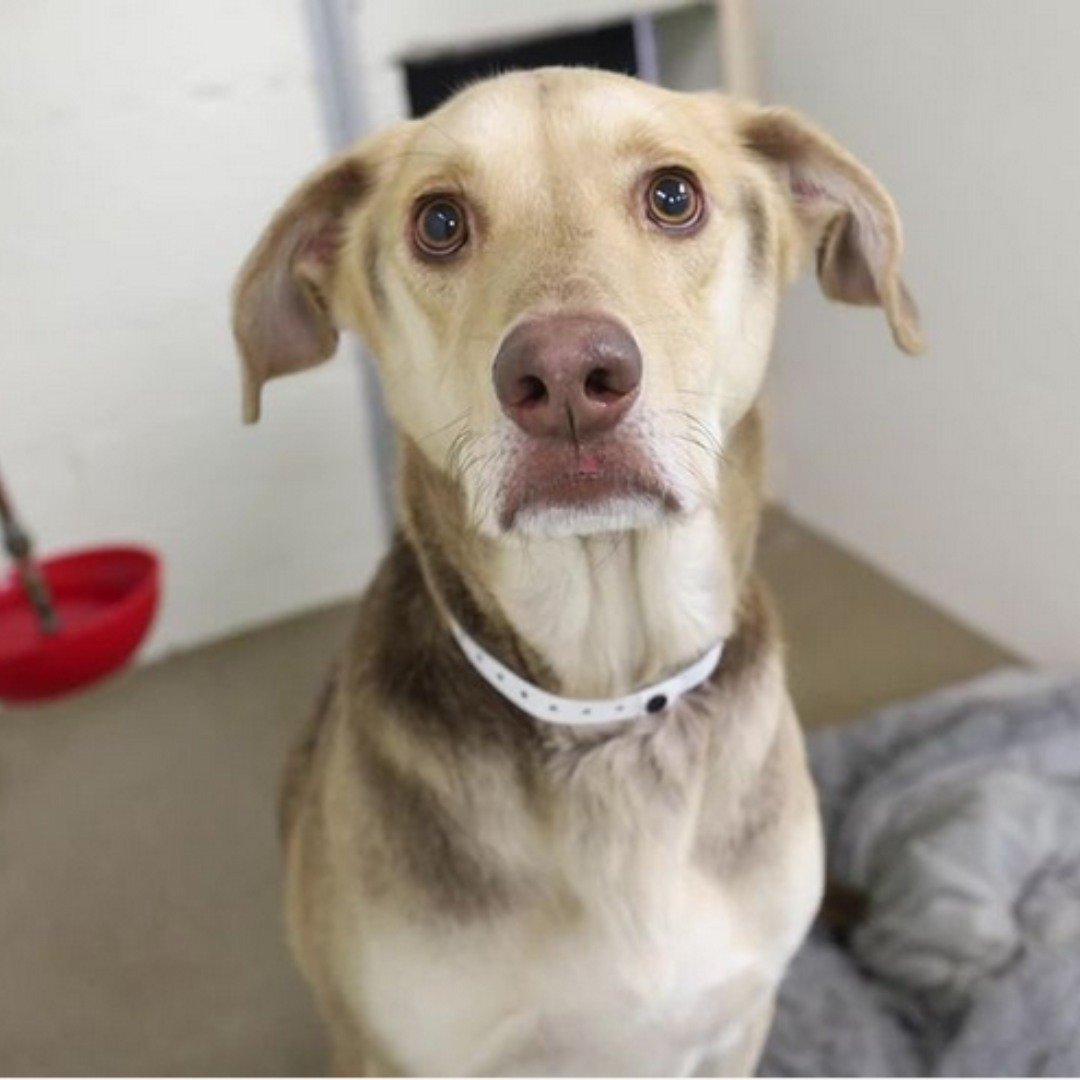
[[0, 0, 386, 657], [757, 0, 1080, 666]]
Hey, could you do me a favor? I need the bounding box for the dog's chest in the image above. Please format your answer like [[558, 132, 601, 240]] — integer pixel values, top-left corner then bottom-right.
[[353, 838, 805, 1077]]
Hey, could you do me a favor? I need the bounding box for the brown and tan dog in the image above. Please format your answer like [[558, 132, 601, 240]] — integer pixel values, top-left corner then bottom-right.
[[233, 68, 920, 1076]]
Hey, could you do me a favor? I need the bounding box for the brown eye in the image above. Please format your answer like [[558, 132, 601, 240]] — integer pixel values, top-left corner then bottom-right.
[[646, 171, 703, 232], [413, 197, 468, 257]]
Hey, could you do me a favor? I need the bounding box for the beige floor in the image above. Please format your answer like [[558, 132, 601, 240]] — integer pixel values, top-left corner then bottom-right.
[[0, 510, 1013, 1075], [757, 508, 1016, 728]]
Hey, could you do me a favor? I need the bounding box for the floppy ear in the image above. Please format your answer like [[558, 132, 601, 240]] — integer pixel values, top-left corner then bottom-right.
[[738, 105, 923, 354], [232, 153, 372, 423]]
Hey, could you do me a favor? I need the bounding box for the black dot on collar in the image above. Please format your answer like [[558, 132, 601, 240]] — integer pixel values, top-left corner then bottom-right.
[[646, 694, 669, 714]]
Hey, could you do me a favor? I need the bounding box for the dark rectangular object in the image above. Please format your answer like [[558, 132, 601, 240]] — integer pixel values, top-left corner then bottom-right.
[[404, 22, 639, 118]]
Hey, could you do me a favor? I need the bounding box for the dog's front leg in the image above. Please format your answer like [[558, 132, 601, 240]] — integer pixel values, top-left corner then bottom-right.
[[693, 999, 776, 1078], [330, 1038, 398, 1079]]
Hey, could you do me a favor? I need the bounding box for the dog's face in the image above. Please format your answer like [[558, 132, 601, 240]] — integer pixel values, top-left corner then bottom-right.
[[235, 69, 920, 537]]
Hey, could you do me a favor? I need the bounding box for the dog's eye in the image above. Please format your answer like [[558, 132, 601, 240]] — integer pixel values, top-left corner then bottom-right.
[[646, 171, 704, 232], [413, 198, 468, 258]]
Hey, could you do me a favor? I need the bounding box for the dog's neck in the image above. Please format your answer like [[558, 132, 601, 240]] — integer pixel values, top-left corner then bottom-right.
[[399, 411, 763, 700], [485, 513, 734, 697]]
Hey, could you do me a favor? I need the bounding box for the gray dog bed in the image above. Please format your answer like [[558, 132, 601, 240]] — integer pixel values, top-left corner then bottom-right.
[[760, 670, 1080, 1078]]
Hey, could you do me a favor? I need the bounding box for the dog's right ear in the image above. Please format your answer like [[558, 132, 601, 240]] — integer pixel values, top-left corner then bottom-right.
[[232, 148, 377, 423]]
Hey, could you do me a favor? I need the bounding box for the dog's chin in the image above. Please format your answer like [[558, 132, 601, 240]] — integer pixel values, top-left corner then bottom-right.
[[511, 493, 671, 538], [494, 441, 682, 538]]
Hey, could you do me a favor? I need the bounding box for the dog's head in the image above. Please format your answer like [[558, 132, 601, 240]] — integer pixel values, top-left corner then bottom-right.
[[234, 68, 920, 538]]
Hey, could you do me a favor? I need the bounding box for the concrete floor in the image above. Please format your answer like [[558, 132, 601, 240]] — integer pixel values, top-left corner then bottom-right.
[[0, 510, 1014, 1075]]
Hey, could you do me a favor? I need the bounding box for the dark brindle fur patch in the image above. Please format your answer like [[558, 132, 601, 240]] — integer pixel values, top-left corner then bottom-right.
[[279, 663, 339, 840], [694, 583, 791, 872], [363, 235, 387, 312], [362, 533, 545, 758], [739, 182, 770, 279], [357, 745, 519, 919]]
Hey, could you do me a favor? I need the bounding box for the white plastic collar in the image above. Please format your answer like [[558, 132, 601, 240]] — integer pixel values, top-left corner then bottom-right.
[[447, 616, 724, 727]]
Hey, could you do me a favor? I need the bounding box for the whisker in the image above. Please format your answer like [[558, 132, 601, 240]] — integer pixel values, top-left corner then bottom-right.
[[417, 410, 471, 445]]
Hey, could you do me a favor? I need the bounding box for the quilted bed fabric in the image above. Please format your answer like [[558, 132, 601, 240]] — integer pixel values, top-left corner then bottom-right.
[[761, 670, 1080, 1078]]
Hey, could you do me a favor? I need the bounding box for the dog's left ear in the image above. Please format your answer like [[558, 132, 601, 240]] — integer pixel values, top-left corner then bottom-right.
[[738, 105, 923, 354]]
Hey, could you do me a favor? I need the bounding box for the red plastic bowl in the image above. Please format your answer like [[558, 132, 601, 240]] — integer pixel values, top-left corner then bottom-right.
[[0, 546, 161, 704]]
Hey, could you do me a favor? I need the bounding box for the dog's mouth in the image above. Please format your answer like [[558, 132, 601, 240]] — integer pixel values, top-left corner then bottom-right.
[[498, 439, 679, 533]]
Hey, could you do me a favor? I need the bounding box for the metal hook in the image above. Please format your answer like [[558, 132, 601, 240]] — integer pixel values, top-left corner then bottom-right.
[[0, 463, 61, 636]]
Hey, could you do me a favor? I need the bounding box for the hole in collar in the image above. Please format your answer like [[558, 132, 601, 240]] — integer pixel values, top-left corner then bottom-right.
[[646, 694, 669, 714]]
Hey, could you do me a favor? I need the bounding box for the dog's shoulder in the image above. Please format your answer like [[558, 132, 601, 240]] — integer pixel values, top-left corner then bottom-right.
[[278, 661, 340, 843], [277, 534, 429, 847], [690, 577, 805, 855]]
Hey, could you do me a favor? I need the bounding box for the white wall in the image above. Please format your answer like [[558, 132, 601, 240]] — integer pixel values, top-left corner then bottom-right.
[[0, 0, 386, 657], [757, 0, 1080, 666]]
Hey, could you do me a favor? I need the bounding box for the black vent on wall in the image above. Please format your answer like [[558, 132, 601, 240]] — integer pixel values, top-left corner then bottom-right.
[[404, 22, 639, 117]]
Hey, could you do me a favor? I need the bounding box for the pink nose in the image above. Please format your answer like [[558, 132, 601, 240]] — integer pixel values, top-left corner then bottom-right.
[[493, 314, 642, 440]]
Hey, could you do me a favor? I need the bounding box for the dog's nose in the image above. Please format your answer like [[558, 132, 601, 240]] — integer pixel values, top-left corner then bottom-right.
[[493, 314, 642, 440]]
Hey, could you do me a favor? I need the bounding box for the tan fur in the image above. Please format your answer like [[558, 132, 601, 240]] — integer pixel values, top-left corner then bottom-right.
[[233, 68, 919, 1076]]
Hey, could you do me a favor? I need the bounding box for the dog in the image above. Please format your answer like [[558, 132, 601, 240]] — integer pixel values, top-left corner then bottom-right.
[[232, 67, 920, 1076]]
